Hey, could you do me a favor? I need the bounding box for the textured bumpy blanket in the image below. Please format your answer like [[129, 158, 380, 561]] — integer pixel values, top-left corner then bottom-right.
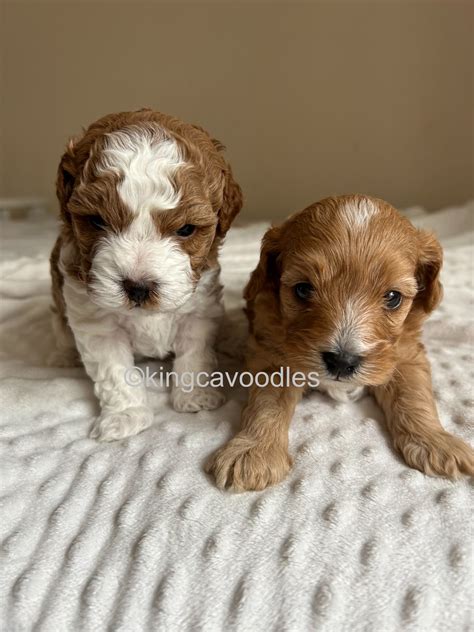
[[0, 203, 473, 632]]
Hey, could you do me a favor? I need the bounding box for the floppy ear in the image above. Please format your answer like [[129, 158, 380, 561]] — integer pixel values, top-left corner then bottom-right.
[[56, 138, 77, 223], [244, 226, 282, 302], [414, 229, 443, 313], [216, 163, 243, 237]]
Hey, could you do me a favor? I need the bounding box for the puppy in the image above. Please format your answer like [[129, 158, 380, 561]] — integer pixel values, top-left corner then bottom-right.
[[206, 195, 474, 490], [50, 109, 242, 441]]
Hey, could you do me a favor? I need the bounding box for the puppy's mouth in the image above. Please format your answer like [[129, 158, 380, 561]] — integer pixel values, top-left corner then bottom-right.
[[128, 301, 159, 312], [88, 272, 198, 314], [330, 374, 354, 382], [87, 282, 160, 313], [319, 373, 358, 387]]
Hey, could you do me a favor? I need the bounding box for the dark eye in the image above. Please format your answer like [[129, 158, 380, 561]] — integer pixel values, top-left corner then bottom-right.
[[384, 290, 402, 310], [294, 283, 314, 301], [176, 224, 195, 237], [89, 215, 107, 230]]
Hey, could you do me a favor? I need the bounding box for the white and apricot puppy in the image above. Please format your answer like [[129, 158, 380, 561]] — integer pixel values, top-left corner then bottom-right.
[[50, 109, 242, 441]]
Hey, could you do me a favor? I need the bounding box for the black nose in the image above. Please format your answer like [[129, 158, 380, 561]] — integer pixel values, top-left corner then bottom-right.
[[123, 279, 154, 305], [322, 351, 362, 378]]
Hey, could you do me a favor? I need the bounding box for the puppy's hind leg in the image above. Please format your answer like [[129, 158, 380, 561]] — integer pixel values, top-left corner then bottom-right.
[[47, 308, 81, 368], [48, 237, 81, 368]]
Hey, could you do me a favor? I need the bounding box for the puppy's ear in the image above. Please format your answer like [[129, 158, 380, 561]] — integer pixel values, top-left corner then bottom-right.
[[216, 164, 243, 237], [244, 226, 282, 302], [414, 229, 443, 313], [56, 138, 77, 223]]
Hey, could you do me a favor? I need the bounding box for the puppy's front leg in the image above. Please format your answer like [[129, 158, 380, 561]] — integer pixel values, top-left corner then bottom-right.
[[171, 316, 225, 412], [73, 323, 153, 441], [206, 381, 302, 491], [373, 348, 473, 478]]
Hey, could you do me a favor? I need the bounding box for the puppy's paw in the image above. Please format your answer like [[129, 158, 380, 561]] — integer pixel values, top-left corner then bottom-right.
[[171, 387, 225, 413], [90, 406, 154, 441], [205, 434, 292, 491], [399, 431, 474, 478]]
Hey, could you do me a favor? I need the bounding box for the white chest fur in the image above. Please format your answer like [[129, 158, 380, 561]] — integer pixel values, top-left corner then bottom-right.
[[317, 379, 367, 402], [118, 310, 180, 359]]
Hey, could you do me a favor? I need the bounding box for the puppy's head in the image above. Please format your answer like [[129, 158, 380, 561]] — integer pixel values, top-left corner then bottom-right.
[[245, 195, 442, 388], [57, 110, 242, 312]]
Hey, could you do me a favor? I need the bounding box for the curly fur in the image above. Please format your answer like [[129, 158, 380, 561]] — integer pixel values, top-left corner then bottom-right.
[[206, 195, 474, 490], [50, 109, 242, 441]]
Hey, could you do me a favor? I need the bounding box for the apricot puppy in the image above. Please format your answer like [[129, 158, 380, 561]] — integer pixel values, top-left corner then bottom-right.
[[206, 195, 474, 491]]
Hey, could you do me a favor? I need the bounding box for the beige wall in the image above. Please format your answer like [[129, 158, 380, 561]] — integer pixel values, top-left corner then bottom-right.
[[1, 1, 473, 221]]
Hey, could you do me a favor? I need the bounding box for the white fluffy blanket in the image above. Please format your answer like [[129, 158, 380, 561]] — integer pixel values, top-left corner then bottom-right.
[[0, 203, 473, 632]]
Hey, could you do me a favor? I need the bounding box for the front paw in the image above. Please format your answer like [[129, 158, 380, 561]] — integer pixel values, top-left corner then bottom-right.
[[89, 406, 154, 441], [171, 387, 225, 413], [205, 433, 292, 491], [399, 431, 474, 478]]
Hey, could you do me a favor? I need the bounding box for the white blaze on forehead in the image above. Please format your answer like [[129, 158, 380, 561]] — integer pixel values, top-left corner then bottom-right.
[[88, 126, 194, 313], [341, 197, 379, 228], [98, 126, 185, 214]]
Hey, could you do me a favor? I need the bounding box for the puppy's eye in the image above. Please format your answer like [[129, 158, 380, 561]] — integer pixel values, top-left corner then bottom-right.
[[384, 290, 402, 310], [294, 283, 314, 301], [89, 215, 107, 230], [176, 224, 195, 238]]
